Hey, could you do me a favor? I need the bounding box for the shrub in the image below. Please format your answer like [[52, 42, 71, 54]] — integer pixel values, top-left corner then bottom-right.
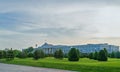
[[68, 48, 79, 61]]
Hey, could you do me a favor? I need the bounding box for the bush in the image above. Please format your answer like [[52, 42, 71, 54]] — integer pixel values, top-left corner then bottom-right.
[[33, 50, 45, 60], [68, 48, 79, 61], [54, 49, 64, 59], [98, 50, 108, 61]]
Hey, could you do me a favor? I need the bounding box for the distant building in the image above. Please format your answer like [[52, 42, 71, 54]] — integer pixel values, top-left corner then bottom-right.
[[37, 43, 119, 54]]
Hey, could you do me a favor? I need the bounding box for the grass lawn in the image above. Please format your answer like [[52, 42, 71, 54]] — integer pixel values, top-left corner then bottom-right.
[[0, 57, 120, 72]]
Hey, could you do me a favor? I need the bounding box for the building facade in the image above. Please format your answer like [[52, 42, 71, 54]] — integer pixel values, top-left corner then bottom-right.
[[37, 43, 119, 54]]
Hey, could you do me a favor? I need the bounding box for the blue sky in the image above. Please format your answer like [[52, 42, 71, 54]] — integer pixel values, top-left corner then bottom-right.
[[0, 0, 120, 49]]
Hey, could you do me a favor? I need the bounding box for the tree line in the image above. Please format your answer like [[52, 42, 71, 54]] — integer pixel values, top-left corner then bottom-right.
[[0, 47, 120, 62]]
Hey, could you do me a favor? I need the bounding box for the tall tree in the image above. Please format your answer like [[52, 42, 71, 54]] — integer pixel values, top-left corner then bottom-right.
[[68, 48, 79, 61], [94, 51, 98, 60], [98, 50, 108, 61]]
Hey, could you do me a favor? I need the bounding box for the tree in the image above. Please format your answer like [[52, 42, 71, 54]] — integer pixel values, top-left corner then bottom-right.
[[98, 50, 108, 61], [94, 51, 98, 60], [54, 49, 64, 59], [89, 53, 94, 59], [33, 50, 45, 60], [68, 48, 79, 61], [0, 50, 3, 59], [6, 49, 14, 61]]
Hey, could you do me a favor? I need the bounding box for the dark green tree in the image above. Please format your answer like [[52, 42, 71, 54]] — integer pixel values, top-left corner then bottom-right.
[[98, 50, 108, 61], [94, 51, 98, 60], [68, 48, 79, 61], [54, 49, 64, 59]]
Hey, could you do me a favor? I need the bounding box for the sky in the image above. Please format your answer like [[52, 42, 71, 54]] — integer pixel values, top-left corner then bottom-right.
[[0, 0, 120, 50]]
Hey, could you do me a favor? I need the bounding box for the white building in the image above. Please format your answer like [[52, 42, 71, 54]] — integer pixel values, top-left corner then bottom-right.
[[37, 43, 119, 54]]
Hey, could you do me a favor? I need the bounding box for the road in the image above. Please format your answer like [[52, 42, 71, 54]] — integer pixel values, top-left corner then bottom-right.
[[0, 63, 75, 72]]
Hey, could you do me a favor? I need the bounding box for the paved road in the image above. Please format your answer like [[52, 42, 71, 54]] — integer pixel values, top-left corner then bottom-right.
[[0, 63, 74, 72]]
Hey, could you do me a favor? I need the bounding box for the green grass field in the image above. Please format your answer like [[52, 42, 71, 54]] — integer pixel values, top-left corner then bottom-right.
[[0, 57, 120, 72]]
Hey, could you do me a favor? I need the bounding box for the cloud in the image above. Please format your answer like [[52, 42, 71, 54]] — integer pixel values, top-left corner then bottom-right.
[[0, 0, 120, 49]]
